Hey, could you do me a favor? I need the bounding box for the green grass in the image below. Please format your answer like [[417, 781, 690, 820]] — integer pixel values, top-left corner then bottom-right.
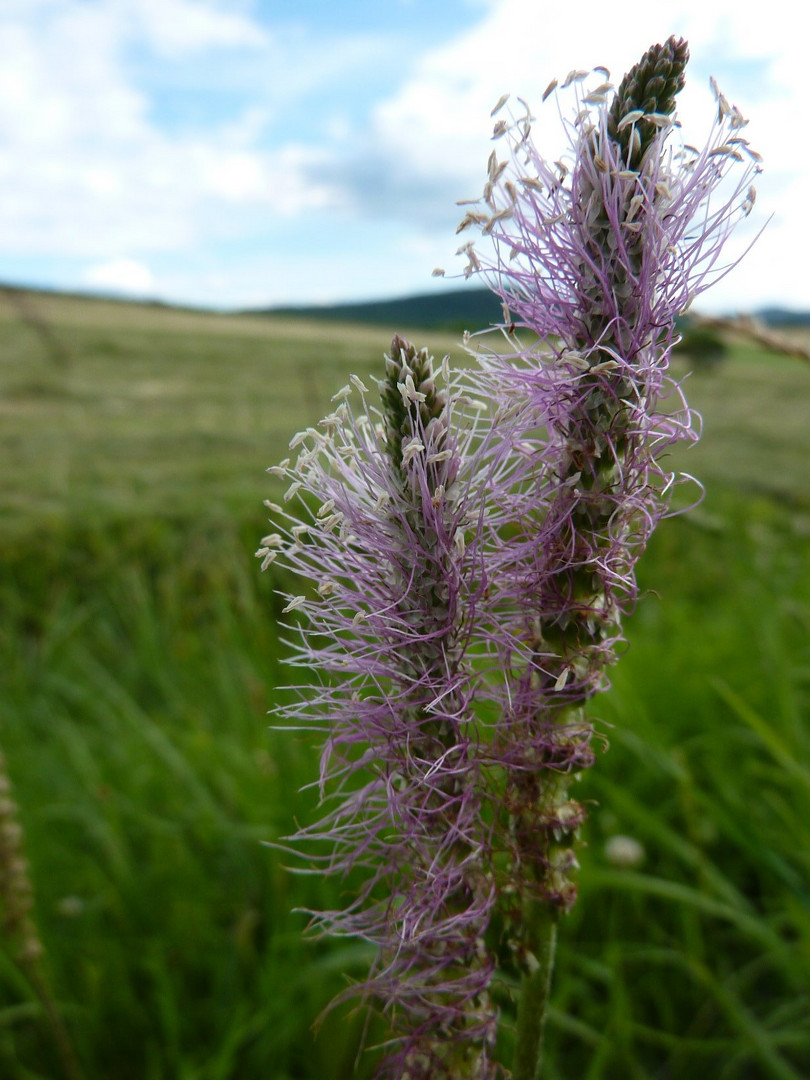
[[0, 290, 445, 531], [0, 291, 808, 1078], [545, 495, 810, 1079]]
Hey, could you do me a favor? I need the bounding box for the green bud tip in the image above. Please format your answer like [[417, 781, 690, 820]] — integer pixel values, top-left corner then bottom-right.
[[608, 35, 690, 167]]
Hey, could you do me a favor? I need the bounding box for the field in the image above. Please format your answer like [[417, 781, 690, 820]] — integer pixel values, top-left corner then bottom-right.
[[0, 290, 808, 1079]]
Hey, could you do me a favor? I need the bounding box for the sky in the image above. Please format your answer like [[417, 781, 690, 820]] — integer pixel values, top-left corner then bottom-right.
[[0, 0, 803, 314]]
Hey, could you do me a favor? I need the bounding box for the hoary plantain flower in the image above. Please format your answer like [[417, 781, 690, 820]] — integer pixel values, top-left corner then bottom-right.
[[261, 35, 760, 1080], [262, 338, 501, 1079], [449, 35, 760, 1074]]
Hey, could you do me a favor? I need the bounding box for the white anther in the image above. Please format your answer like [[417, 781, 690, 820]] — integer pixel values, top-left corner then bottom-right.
[[320, 513, 342, 533], [617, 109, 644, 132], [553, 668, 570, 691], [562, 68, 589, 87], [401, 438, 425, 465]]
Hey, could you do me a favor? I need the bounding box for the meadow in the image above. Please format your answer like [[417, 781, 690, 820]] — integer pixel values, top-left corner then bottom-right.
[[0, 289, 808, 1079]]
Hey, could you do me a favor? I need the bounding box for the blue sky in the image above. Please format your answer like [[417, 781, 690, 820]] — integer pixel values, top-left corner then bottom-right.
[[0, 0, 803, 313]]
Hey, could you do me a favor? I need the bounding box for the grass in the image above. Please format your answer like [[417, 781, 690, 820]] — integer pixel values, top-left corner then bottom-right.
[[545, 494, 810, 1079], [0, 290, 808, 1078], [0, 289, 434, 530]]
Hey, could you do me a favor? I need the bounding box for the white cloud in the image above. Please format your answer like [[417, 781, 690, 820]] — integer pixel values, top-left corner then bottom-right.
[[123, 0, 267, 55], [0, 0, 803, 312], [0, 1, 345, 260], [84, 258, 156, 295]]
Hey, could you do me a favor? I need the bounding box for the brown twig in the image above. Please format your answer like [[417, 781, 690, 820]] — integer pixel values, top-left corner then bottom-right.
[[692, 313, 810, 364], [0, 747, 82, 1080]]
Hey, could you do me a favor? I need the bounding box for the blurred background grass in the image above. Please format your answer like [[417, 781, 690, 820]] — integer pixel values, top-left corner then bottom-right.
[[0, 290, 808, 1079]]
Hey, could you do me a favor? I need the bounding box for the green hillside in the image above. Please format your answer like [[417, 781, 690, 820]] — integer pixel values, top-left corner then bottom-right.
[[247, 285, 505, 332], [0, 288, 808, 1080]]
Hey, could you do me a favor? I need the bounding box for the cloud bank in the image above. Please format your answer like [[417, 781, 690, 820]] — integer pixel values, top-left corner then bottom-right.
[[0, 0, 802, 312]]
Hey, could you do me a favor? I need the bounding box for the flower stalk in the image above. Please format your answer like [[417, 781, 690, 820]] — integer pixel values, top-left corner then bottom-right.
[[0, 747, 81, 1080], [262, 337, 500, 1078], [512, 902, 557, 1080], [457, 34, 759, 1072]]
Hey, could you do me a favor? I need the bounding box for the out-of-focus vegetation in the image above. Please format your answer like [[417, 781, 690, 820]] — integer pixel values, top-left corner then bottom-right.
[[0, 291, 808, 1078], [676, 323, 730, 370]]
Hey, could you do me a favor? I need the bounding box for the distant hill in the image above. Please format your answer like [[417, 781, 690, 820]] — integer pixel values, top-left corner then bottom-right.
[[246, 287, 505, 332], [249, 288, 810, 333], [2, 280, 807, 331], [755, 307, 810, 328]]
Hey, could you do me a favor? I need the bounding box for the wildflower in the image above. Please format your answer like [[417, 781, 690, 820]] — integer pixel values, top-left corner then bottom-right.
[[468, 37, 759, 356], [265, 336, 498, 1078], [446, 36, 760, 1074]]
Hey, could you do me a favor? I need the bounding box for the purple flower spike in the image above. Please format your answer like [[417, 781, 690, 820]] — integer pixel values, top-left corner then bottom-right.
[[460, 39, 759, 355], [454, 35, 759, 921], [261, 337, 499, 1078]]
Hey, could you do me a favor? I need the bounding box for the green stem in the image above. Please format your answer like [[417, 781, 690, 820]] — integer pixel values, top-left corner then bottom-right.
[[513, 902, 559, 1080]]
